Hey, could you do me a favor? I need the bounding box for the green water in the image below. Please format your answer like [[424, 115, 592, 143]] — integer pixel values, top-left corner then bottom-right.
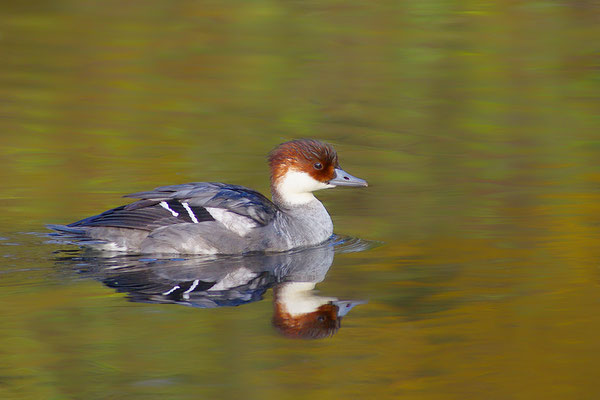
[[1, 1, 600, 399]]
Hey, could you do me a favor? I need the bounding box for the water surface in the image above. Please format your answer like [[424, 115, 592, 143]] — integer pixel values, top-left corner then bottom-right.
[[1, 1, 600, 399]]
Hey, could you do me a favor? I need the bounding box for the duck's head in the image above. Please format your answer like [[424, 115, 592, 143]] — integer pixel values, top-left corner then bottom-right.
[[268, 139, 368, 206]]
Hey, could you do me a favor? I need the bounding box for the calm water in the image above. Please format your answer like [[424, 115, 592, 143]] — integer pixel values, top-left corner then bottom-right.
[[1, 1, 600, 399]]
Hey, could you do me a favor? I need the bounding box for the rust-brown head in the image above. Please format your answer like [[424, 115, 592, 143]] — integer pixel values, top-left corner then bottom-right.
[[268, 139, 367, 205], [272, 302, 342, 339], [271, 282, 366, 340]]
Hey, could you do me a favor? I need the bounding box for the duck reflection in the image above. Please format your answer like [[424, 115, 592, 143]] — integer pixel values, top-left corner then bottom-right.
[[55, 239, 366, 339], [273, 281, 365, 339]]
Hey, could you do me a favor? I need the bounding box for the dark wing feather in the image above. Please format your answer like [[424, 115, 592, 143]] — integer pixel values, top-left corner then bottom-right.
[[124, 182, 279, 226], [68, 201, 214, 231], [103, 269, 274, 308], [66, 182, 277, 232]]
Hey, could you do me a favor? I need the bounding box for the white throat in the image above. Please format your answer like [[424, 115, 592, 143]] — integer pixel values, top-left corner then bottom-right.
[[276, 282, 336, 316], [274, 170, 332, 206]]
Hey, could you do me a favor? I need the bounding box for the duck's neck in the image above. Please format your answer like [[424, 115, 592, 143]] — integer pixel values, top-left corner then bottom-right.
[[270, 171, 331, 207], [270, 191, 334, 248], [271, 183, 317, 208], [272, 191, 318, 208]]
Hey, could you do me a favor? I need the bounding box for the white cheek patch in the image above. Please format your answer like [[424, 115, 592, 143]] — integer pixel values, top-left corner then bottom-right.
[[275, 170, 332, 205], [276, 282, 337, 316], [205, 207, 258, 236]]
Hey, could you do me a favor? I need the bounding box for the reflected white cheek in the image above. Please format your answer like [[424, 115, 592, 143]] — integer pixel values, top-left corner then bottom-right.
[[275, 170, 332, 205], [276, 282, 337, 316]]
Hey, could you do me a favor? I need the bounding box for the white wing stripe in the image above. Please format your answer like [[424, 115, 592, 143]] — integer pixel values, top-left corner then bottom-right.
[[184, 279, 200, 294], [181, 202, 199, 223], [162, 285, 180, 295], [160, 201, 179, 217]]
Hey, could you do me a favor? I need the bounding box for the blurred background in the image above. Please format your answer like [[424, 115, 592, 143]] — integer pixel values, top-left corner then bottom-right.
[[1, 1, 599, 399]]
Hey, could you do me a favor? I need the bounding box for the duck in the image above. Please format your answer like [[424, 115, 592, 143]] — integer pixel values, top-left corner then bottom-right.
[[48, 139, 368, 254]]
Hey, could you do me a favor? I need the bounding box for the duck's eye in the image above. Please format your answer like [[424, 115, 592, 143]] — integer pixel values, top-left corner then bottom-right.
[[313, 162, 323, 170]]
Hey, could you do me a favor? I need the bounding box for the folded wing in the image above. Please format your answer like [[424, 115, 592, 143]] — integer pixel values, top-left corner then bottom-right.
[[67, 182, 279, 235]]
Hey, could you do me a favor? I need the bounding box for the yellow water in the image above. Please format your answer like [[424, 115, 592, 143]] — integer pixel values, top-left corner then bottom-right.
[[1, 1, 600, 399]]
